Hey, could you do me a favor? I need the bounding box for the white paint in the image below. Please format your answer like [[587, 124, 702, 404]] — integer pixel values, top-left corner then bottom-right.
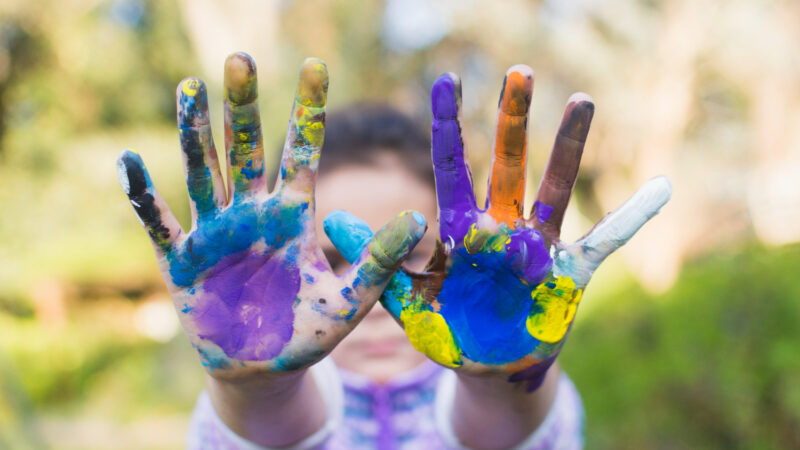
[[117, 158, 131, 194], [581, 176, 672, 264], [554, 176, 672, 287]]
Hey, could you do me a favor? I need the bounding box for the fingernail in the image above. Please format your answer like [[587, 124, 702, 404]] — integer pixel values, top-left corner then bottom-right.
[[224, 52, 258, 105], [296, 57, 329, 107], [411, 211, 426, 228], [431, 73, 460, 120], [559, 93, 594, 142], [177, 77, 209, 126], [116, 150, 150, 197], [499, 65, 533, 116]]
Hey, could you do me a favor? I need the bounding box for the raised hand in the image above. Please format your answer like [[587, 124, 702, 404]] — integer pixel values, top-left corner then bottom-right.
[[116, 53, 426, 379], [325, 66, 671, 390]]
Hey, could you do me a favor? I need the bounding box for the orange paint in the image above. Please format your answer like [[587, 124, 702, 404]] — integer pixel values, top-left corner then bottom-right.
[[487, 69, 533, 228]]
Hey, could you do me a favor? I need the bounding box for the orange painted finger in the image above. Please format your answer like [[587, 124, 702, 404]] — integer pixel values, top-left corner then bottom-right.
[[532, 93, 594, 240], [486, 65, 534, 228]]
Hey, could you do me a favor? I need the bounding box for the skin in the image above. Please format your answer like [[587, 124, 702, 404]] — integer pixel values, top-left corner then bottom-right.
[[316, 156, 436, 383], [116, 53, 426, 446], [326, 66, 672, 448], [120, 53, 672, 448]]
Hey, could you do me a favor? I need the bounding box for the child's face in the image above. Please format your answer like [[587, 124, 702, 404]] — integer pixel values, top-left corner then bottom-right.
[[316, 150, 437, 381]]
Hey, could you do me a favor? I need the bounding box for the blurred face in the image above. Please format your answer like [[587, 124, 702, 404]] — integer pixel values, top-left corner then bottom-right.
[[316, 150, 437, 383]]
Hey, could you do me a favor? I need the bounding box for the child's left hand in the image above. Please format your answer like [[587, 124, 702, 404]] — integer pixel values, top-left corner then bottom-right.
[[324, 66, 672, 391]]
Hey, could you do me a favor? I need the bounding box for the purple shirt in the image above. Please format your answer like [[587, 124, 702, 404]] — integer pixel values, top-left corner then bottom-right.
[[187, 359, 585, 449]]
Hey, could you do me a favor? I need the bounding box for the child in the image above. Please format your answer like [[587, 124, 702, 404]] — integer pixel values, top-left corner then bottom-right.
[[116, 53, 671, 449]]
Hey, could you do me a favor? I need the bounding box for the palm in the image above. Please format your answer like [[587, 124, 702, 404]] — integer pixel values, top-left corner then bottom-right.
[[118, 54, 425, 378], [326, 68, 671, 390]]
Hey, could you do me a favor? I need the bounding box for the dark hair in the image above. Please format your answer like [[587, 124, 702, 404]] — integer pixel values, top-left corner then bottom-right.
[[317, 103, 434, 188]]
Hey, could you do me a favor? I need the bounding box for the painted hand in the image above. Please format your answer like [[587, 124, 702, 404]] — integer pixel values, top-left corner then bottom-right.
[[325, 66, 672, 390], [116, 53, 426, 379]]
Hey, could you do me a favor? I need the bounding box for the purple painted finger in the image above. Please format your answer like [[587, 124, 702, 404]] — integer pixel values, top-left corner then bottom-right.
[[431, 73, 477, 245]]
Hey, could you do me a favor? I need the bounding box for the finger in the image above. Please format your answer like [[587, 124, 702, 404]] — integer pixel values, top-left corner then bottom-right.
[[486, 65, 534, 228], [224, 52, 265, 201], [117, 150, 182, 254], [324, 210, 417, 321], [323, 210, 374, 264], [577, 176, 672, 267], [431, 73, 477, 245], [177, 78, 227, 222], [532, 93, 594, 240], [341, 211, 427, 308], [278, 58, 328, 197]]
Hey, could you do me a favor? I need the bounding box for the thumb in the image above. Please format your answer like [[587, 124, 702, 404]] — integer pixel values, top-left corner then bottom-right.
[[340, 210, 426, 304], [323, 210, 374, 264]]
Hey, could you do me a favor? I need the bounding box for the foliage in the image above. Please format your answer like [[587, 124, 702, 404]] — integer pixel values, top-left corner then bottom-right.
[[562, 243, 800, 449]]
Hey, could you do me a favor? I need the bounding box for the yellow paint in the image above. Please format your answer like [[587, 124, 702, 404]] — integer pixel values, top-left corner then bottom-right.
[[301, 120, 325, 148], [526, 276, 582, 343], [182, 79, 200, 96], [401, 309, 462, 367]]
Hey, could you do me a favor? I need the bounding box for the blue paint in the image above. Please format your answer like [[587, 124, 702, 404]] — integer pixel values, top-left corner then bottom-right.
[[240, 160, 261, 180], [412, 211, 426, 227], [167, 197, 307, 287], [196, 345, 230, 371], [381, 271, 413, 319], [437, 246, 541, 364], [323, 209, 413, 320], [323, 210, 373, 263], [533, 200, 553, 224]]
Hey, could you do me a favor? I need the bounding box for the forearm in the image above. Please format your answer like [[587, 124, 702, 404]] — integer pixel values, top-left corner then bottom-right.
[[451, 363, 560, 449], [206, 369, 326, 447]]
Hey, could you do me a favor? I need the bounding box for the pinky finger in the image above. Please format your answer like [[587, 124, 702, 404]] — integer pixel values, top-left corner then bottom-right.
[[117, 150, 182, 254], [578, 176, 672, 266]]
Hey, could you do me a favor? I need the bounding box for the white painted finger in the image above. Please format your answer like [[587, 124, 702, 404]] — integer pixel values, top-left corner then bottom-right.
[[580, 176, 672, 265]]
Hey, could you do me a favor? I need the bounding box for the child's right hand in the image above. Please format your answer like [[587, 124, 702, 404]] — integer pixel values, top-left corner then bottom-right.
[[116, 53, 426, 381]]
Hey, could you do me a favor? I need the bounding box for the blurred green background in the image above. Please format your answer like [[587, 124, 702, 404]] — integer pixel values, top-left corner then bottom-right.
[[1, 0, 799, 448]]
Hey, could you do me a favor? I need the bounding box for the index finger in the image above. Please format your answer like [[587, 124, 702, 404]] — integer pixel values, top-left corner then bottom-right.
[[278, 58, 328, 197], [431, 73, 477, 245]]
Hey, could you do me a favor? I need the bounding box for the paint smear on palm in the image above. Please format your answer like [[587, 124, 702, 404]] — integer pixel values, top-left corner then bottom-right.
[[434, 224, 554, 365], [323, 210, 580, 367], [400, 297, 462, 367], [526, 276, 582, 343]]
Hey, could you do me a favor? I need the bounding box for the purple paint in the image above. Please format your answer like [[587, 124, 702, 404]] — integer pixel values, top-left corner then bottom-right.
[[193, 250, 298, 360], [505, 228, 552, 285], [507, 354, 557, 392], [431, 74, 477, 244], [533, 200, 553, 224]]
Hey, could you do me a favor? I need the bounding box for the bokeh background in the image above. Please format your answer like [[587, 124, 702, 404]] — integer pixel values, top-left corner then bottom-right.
[[1, 0, 799, 448]]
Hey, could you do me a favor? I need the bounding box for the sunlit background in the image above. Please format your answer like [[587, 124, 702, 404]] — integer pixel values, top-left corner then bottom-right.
[[1, 0, 799, 448]]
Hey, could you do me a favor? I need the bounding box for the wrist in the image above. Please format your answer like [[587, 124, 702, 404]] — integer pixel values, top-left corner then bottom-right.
[[450, 363, 560, 449], [206, 369, 326, 447]]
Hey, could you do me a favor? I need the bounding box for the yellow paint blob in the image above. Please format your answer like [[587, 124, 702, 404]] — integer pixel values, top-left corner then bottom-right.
[[401, 309, 462, 367], [526, 276, 583, 343], [182, 79, 200, 96], [300, 120, 325, 147]]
